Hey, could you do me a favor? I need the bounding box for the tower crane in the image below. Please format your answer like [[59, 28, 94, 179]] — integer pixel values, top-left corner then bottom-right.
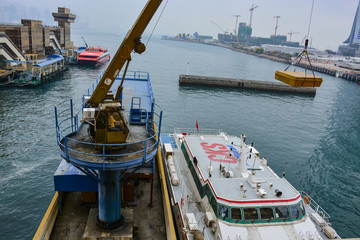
[[288, 30, 299, 42], [273, 16, 280, 38], [232, 15, 241, 36], [249, 4, 259, 28], [210, 20, 229, 35]]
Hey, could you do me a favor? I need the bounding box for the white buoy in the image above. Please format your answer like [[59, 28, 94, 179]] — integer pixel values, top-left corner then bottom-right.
[[169, 165, 176, 174], [171, 173, 179, 185]]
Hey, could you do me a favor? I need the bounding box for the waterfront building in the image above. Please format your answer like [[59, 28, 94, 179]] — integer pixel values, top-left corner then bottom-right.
[[238, 22, 252, 40], [193, 32, 213, 40], [261, 44, 326, 56], [218, 22, 297, 48], [218, 33, 238, 44], [52, 7, 76, 49], [20, 19, 45, 56], [0, 7, 75, 61], [338, 0, 360, 56]]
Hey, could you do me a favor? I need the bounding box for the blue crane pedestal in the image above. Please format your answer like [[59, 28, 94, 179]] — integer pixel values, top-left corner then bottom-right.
[[55, 72, 163, 237], [96, 170, 125, 229]]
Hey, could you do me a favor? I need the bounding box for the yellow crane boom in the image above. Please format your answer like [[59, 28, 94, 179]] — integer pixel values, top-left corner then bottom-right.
[[88, 0, 163, 107]]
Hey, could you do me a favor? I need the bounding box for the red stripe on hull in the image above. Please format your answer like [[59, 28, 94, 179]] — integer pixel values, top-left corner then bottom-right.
[[78, 55, 110, 66]]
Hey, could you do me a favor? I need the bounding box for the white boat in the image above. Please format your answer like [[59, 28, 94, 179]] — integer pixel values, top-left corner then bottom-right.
[[160, 129, 340, 240]]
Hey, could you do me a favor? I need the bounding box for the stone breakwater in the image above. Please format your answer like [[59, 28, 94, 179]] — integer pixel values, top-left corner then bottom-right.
[[179, 74, 316, 95]]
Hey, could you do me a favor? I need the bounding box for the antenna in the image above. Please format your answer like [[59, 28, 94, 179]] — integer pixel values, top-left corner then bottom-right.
[[208, 160, 213, 178], [282, 162, 288, 177], [81, 36, 88, 48]]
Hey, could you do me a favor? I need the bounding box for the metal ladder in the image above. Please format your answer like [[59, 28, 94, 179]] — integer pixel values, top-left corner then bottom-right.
[[130, 97, 147, 125]]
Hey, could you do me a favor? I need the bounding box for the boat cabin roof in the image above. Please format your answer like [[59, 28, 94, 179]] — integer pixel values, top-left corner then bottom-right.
[[182, 133, 300, 206], [85, 47, 107, 52]]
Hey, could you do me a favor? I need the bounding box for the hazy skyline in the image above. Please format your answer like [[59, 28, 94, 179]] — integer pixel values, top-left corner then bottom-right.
[[0, 0, 358, 51]]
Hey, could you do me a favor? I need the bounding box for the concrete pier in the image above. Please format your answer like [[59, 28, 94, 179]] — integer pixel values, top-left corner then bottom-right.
[[179, 75, 317, 94], [296, 62, 360, 84]]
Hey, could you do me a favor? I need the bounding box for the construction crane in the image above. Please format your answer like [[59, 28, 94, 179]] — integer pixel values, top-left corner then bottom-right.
[[232, 15, 241, 36], [210, 20, 229, 34], [288, 30, 299, 42], [273, 16, 280, 38], [249, 4, 259, 28]]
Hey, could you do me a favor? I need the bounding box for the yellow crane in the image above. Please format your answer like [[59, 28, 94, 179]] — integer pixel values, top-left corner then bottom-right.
[[85, 0, 163, 148], [274, 0, 322, 88]]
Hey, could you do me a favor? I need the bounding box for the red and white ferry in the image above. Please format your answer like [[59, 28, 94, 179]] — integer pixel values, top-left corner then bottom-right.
[[160, 129, 340, 240], [78, 46, 110, 66]]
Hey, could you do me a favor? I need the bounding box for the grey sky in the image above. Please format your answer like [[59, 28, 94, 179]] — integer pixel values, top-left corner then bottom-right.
[[1, 0, 358, 51]]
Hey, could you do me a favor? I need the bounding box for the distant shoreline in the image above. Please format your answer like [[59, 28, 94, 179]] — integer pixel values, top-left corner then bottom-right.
[[161, 37, 291, 64], [162, 37, 360, 83]]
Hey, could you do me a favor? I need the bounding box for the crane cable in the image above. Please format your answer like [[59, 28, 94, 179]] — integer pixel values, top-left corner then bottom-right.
[[283, 0, 317, 86], [306, 0, 315, 41], [146, 0, 169, 47]]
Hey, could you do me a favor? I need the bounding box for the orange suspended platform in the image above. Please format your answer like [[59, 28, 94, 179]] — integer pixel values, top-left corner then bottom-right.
[[275, 70, 323, 87]]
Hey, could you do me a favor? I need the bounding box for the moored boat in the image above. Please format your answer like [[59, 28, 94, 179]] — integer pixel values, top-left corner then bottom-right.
[[0, 69, 14, 82], [78, 46, 110, 66], [160, 129, 340, 240]]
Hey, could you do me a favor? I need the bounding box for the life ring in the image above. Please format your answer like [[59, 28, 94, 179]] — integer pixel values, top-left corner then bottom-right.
[[303, 196, 310, 204]]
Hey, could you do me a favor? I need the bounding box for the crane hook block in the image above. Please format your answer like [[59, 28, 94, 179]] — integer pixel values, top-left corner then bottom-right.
[[134, 41, 146, 54]]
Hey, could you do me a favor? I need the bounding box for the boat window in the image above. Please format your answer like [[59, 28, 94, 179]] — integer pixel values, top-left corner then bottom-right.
[[260, 207, 274, 220], [231, 208, 242, 221], [298, 201, 305, 216], [275, 206, 290, 219], [210, 196, 217, 213], [290, 205, 300, 219], [244, 208, 259, 221], [218, 204, 229, 219], [204, 184, 211, 198]]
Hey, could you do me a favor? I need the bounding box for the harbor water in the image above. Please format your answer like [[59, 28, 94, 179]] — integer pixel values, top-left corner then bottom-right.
[[0, 32, 359, 239]]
